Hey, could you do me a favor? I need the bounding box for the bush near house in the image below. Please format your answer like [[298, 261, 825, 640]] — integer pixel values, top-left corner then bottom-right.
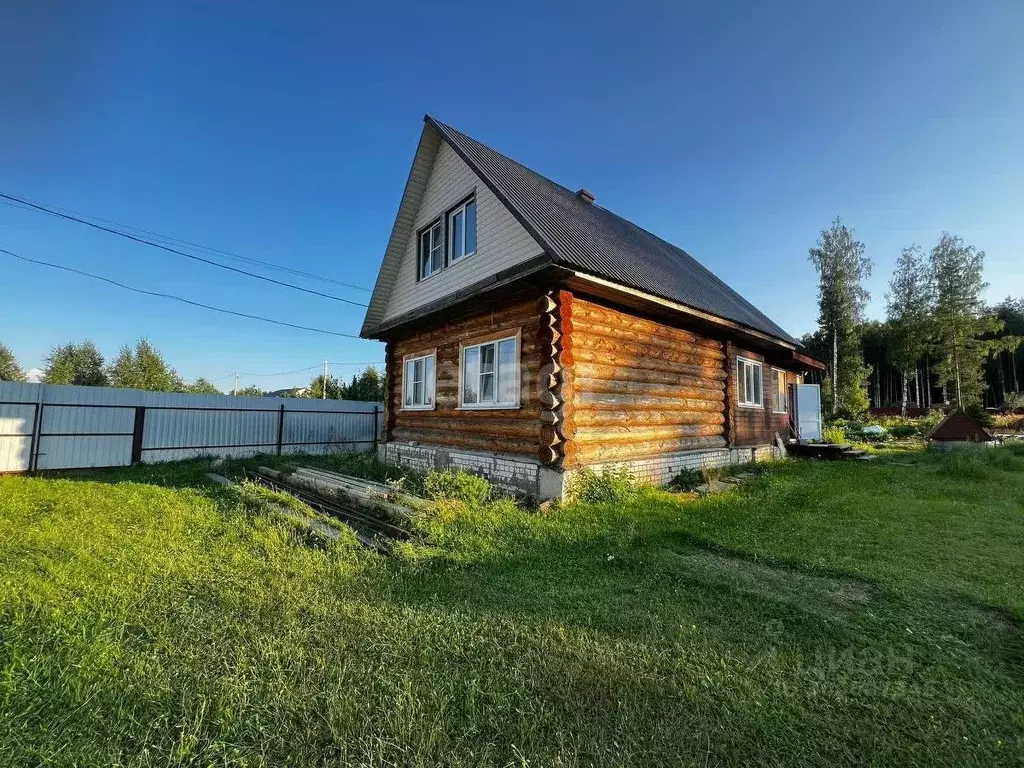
[[1, 449, 1022, 766]]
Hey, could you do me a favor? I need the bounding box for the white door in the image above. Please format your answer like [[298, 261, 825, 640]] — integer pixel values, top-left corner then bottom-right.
[[795, 384, 822, 441]]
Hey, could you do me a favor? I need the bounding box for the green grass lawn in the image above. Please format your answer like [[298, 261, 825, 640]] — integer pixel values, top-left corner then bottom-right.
[[1, 446, 1022, 767]]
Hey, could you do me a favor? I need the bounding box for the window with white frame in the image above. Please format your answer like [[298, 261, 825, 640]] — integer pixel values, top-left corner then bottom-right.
[[772, 368, 788, 413], [417, 221, 443, 281], [448, 197, 476, 263], [402, 352, 435, 409], [737, 357, 763, 408], [461, 335, 518, 407]]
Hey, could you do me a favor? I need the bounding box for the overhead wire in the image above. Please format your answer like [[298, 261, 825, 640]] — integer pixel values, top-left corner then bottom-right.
[[0, 246, 364, 339], [0, 195, 371, 292], [0, 192, 369, 306]]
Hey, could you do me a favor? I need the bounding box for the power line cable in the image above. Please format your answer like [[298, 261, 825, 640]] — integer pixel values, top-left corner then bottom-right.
[[0, 196, 372, 292], [0, 247, 364, 338], [211, 361, 383, 382], [0, 192, 368, 307]]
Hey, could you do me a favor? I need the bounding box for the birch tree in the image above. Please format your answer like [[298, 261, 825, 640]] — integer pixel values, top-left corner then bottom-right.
[[929, 233, 999, 407], [808, 218, 872, 416], [885, 245, 933, 416], [0, 342, 26, 382], [43, 341, 108, 386]]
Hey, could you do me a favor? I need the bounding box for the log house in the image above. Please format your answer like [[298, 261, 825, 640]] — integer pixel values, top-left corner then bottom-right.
[[361, 117, 824, 497]]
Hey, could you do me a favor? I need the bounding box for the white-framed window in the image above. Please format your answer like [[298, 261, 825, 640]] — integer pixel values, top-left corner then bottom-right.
[[737, 357, 763, 408], [402, 352, 435, 409], [447, 197, 477, 264], [460, 334, 518, 408], [417, 221, 443, 281], [772, 368, 788, 413]]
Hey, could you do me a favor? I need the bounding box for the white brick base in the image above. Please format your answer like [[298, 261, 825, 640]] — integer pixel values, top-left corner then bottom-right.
[[380, 441, 780, 500]]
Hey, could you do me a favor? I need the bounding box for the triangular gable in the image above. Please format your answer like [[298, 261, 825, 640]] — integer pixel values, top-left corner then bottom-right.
[[360, 123, 443, 337], [361, 122, 546, 337]]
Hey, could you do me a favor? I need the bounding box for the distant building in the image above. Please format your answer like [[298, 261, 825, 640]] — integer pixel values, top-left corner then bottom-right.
[[264, 387, 309, 398]]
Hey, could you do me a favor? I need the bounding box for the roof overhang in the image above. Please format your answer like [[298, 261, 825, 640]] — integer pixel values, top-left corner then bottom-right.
[[563, 269, 804, 354]]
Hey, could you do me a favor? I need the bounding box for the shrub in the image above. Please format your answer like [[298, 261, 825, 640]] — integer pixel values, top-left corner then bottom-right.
[[1004, 391, 1024, 414], [670, 468, 702, 492], [888, 424, 918, 439], [565, 466, 640, 505], [422, 469, 492, 506], [822, 426, 846, 445], [964, 403, 995, 428]]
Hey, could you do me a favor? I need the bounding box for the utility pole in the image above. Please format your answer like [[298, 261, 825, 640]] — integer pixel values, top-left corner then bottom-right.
[[233, 372, 239, 396], [322, 359, 328, 400]]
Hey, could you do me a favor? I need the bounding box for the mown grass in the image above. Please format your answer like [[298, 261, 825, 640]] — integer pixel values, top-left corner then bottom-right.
[[0, 447, 1022, 766]]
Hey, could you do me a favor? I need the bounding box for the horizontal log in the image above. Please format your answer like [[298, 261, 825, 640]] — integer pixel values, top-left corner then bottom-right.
[[575, 435, 728, 464], [574, 423, 723, 446], [577, 393, 725, 411], [575, 362, 726, 388], [575, 409, 726, 428], [573, 301, 723, 352], [398, 416, 539, 439], [576, 377, 724, 401], [390, 428, 535, 456], [572, 336, 726, 371]]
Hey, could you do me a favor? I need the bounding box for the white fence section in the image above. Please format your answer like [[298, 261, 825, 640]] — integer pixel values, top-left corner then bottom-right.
[[0, 382, 382, 473]]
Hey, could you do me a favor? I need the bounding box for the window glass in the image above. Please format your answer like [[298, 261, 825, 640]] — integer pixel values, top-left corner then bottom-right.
[[402, 354, 434, 408], [463, 346, 480, 404], [451, 210, 464, 261], [479, 343, 495, 402], [497, 338, 516, 403], [465, 200, 476, 254], [430, 222, 443, 272], [424, 356, 434, 405]]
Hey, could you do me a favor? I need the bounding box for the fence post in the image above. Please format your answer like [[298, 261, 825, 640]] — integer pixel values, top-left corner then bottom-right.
[[372, 406, 379, 454], [130, 407, 146, 464], [277, 404, 286, 456], [28, 401, 42, 473]]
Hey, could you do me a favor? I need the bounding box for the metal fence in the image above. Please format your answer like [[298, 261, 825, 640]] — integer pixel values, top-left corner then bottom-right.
[[0, 382, 382, 473]]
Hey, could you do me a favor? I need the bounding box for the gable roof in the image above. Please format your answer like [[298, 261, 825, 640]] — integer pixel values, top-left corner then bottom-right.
[[426, 117, 800, 346], [926, 409, 994, 442], [362, 117, 800, 346]]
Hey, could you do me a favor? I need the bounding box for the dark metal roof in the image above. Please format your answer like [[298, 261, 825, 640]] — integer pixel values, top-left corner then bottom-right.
[[427, 116, 800, 346]]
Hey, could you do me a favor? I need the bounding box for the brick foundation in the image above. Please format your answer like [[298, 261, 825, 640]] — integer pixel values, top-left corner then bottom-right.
[[380, 441, 780, 499]]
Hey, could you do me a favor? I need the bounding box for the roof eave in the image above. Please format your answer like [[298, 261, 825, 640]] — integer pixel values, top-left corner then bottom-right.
[[563, 269, 800, 351]]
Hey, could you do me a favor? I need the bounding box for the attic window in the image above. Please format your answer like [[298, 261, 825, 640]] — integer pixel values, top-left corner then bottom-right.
[[418, 221, 443, 280], [448, 196, 477, 264]]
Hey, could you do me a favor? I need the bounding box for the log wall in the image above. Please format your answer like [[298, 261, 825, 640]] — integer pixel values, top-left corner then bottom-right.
[[384, 286, 544, 457], [568, 296, 728, 464], [727, 346, 800, 447]]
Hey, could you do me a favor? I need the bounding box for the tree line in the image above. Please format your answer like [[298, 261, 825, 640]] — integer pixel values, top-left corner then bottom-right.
[[804, 219, 1023, 418], [0, 338, 383, 402]]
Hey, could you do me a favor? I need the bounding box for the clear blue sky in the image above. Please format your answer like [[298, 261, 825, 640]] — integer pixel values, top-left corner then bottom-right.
[[2, 1, 1021, 391]]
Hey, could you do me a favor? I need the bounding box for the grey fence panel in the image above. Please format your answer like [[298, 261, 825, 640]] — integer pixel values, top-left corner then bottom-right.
[[0, 382, 383, 472], [0, 402, 35, 472]]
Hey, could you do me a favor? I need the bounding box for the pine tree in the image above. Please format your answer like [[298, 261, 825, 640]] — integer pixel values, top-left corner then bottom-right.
[[808, 218, 873, 416], [0, 342, 26, 382], [42, 341, 108, 386], [885, 245, 934, 416]]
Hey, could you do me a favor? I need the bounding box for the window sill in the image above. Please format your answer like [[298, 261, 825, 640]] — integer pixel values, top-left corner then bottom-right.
[[457, 404, 520, 411], [737, 403, 763, 410], [400, 405, 436, 412], [772, 409, 788, 415]]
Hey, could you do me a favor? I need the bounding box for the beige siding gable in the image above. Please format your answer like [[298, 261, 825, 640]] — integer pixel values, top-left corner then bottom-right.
[[380, 141, 543, 325]]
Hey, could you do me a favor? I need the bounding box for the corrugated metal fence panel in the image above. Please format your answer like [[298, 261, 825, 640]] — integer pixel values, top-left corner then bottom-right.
[[142, 408, 280, 463], [0, 401, 35, 472], [0, 381, 383, 472], [283, 409, 377, 453]]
